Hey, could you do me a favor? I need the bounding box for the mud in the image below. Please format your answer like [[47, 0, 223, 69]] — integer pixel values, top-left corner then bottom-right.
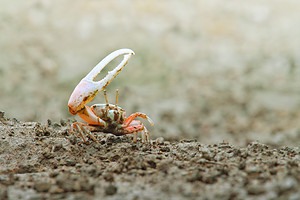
[[0, 113, 299, 200]]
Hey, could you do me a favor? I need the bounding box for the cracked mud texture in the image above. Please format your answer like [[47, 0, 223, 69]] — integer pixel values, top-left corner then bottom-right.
[[1, 114, 300, 200]]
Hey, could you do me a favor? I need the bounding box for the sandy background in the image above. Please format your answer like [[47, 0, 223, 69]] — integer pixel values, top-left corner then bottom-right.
[[1, 0, 300, 146]]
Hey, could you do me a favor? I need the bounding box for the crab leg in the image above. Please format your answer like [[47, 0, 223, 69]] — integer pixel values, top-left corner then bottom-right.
[[142, 126, 150, 143], [70, 122, 99, 143], [122, 120, 149, 143], [75, 123, 87, 143], [123, 112, 154, 128]]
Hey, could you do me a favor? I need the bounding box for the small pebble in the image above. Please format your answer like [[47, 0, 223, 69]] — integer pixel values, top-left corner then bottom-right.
[[155, 137, 165, 145], [105, 185, 117, 195], [65, 159, 76, 166], [160, 146, 170, 152], [34, 182, 51, 192]]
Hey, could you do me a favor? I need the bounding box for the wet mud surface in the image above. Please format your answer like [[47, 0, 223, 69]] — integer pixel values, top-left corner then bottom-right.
[[0, 114, 300, 200]]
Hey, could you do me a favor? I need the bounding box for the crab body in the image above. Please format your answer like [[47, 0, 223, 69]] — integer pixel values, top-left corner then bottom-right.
[[68, 49, 154, 143], [91, 104, 126, 132]]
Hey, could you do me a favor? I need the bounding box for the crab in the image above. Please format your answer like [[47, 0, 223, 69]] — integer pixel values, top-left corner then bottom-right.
[[68, 49, 154, 143]]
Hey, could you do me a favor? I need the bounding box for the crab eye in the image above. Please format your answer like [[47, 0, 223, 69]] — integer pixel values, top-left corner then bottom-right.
[[107, 110, 115, 120]]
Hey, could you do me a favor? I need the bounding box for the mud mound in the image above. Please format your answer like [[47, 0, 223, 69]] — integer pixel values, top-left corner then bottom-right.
[[0, 114, 299, 199]]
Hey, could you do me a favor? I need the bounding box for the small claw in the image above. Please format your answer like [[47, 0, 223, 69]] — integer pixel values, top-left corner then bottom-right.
[[123, 112, 154, 128], [68, 48, 134, 115]]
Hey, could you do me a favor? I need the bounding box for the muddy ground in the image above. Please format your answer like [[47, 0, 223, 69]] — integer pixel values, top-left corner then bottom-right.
[[1, 1, 300, 199], [0, 113, 299, 200]]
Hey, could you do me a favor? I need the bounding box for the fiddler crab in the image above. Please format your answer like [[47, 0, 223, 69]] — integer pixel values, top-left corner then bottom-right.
[[68, 49, 154, 143]]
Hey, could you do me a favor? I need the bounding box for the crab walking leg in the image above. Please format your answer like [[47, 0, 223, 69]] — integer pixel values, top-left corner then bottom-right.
[[82, 126, 98, 143], [124, 123, 148, 143], [123, 112, 154, 128], [121, 118, 151, 143], [75, 123, 87, 143], [70, 122, 99, 143], [130, 126, 149, 143], [133, 132, 138, 143], [143, 127, 150, 142]]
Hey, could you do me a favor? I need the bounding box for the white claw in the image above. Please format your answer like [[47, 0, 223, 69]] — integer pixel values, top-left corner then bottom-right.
[[84, 48, 135, 91], [68, 48, 135, 114]]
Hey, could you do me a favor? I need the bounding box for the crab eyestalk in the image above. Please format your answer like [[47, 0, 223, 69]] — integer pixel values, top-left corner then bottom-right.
[[68, 49, 135, 115], [115, 89, 119, 107], [103, 90, 109, 106]]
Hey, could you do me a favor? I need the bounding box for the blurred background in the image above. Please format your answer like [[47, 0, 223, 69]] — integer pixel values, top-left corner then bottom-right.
[[1, 0, 300, 146]]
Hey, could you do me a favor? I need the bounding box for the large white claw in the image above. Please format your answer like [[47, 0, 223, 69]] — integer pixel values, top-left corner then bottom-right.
[[84, 48, 135, 89], [68, 48, 134, 114]]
